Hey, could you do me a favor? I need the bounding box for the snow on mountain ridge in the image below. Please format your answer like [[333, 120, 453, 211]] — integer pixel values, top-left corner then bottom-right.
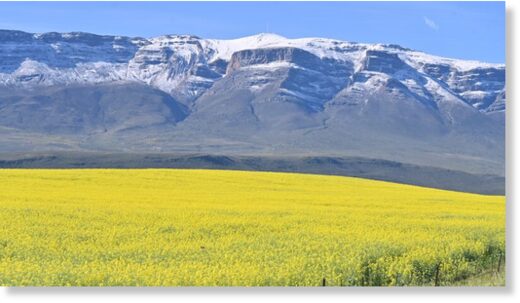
[[201, 33, 504, 71], [0, 29, 505, 112], [121, 31, 503, 72], [0, 29, 503, 68]]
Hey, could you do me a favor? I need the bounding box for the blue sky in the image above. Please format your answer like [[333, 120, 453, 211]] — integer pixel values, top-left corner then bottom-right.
[[0, 1, 505, 63]]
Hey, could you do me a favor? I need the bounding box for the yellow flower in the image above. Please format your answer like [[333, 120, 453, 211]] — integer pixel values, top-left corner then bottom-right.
[[0, 169, 505, 286]]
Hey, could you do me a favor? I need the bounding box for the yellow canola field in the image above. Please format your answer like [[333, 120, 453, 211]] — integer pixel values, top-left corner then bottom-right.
[[0, 169, 505, 286]]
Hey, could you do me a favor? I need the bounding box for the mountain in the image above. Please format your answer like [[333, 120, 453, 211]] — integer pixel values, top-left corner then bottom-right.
[[0, 30, 505, 176]]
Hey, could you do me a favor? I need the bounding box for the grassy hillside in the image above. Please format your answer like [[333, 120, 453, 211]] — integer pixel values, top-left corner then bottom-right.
[[0, 169, 505, 286], [0, 152, 505, 195]]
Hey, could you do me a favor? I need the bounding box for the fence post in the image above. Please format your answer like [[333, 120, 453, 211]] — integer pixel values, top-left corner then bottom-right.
[[434, 262, 441, 286], [497, 252, 503, 273]]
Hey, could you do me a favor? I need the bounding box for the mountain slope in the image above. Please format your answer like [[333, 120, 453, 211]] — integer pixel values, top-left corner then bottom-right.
[[0, 29, 505, 176]]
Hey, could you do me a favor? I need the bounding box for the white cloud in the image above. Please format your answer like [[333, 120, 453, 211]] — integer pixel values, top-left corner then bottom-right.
[[423, 16, 439, 31]]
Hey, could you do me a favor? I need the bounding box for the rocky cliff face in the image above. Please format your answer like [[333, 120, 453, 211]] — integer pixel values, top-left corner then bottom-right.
[[0, 30, 145, 73], [0, 30, 505, 112]]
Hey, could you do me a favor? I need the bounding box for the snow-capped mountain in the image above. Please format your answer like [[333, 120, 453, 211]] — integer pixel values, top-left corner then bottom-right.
[[0, 29, 505, 175], [0, 30, 505, 111]]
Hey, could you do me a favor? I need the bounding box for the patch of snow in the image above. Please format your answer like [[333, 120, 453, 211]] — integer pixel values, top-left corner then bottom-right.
[[239, 61, 295, 70], [423, 77, 470, 107], [460, 90, 490, 98], [402, 50, 504, 72]]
